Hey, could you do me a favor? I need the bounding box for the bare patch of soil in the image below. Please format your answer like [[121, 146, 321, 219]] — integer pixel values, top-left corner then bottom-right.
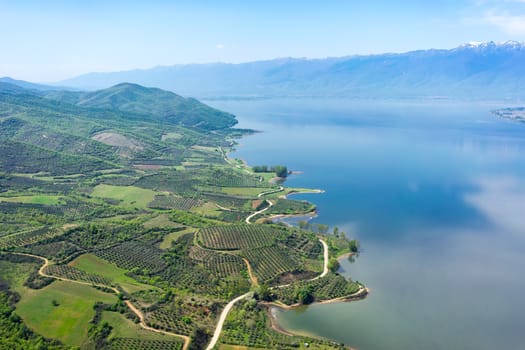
[[273, 270, 318, 285], [92, 132, 144, 151]]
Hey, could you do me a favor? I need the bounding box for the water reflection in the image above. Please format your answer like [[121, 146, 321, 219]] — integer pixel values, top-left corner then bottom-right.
[[210, 99, 525, 350], [465, 176, 525, 236]]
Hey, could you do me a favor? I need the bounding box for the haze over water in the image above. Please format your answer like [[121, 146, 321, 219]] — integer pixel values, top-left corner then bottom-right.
[[210, 98, 525, 350]]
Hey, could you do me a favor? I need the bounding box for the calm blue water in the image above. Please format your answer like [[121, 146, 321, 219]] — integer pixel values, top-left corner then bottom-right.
[[208, 98, 525, 350]]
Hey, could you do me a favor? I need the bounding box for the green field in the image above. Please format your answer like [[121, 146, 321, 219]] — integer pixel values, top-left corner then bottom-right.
[[103, 311, 172, 341], [222, 187, 265, 197], [91, 184, 157, 208], [0, 260, 37, 289], [70, 253, 154, 293], [190, 201, 222, 216], [0, 195, 65, 205], [143, 214, 184, 229], [16, 280, 117, 347], [159, 227, 196, 249]]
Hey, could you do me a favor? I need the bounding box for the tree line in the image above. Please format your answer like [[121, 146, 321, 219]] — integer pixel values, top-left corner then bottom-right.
[[252, 165, 289, 178]]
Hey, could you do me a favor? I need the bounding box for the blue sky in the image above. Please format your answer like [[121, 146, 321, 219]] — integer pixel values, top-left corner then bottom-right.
[[1, 0, 525, 81]]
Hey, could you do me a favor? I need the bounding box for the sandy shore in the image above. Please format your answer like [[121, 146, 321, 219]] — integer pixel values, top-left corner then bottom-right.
[[285, 188, 325, 198], [267, 306, 296, 336]]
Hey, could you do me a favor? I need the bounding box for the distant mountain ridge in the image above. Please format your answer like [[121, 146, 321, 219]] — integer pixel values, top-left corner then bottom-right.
[[0, 76, 76, 91], [54, 41, 525, 100]]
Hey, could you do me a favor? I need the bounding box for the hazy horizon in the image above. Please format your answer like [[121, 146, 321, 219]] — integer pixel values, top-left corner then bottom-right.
[[2, 0, 525, 82], [3, 40, 521, 85]]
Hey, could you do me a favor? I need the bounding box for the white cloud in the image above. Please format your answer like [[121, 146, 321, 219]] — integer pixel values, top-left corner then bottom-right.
[[215, 44, 225, 49], [467, 0, 525, 35], [464, 176, 525, 235], [482, 11, 525, 35]]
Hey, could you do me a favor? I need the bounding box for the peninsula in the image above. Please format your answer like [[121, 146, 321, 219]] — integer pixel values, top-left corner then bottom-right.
[[0, 81, 365, 350]]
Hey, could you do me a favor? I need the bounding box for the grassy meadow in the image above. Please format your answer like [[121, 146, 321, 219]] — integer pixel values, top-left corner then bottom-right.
[[16, 280, 117, 347], [70, 253, 154, 293]]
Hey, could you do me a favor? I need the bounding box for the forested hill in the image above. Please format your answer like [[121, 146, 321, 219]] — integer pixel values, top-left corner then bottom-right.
[[0, 81, 236, 130], [42, 83, 237, 130], [0, 81, 241, 176]]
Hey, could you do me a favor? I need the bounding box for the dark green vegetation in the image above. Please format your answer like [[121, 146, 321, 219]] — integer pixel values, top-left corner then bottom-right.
[[0, 257, 67, 350], [0, 82, 363, 349], [253, 165, 289, 178], [270, 274, 362, 305], [266, 199, 315, 217], [198, 225, 323, 284]]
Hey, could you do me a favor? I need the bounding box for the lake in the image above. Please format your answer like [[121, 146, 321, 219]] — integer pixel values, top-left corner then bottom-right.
[[207, 98, 525, 350]]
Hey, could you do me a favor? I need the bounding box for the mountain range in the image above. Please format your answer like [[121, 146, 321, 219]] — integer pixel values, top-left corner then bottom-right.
[[47, 41, 525, 100]]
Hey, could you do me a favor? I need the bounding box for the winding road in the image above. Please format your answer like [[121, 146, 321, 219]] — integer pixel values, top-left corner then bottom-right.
[[257, 185, 284, 198], [244, 184, 286, 224], [245, 199, 273, 224], [10, 181, 327, 350], [205, 195, 330, 350], [205, 238, 330, 350], [11, 229, 329, 350], [204, 291, 252, 350], [7, 252, 191, 350], [314, 239, 329, 280]]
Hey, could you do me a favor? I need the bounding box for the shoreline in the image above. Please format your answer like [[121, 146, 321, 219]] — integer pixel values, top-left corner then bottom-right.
[[226, 149, 366, 349], [337, 251, 357, 261], [285, 188, 325, 198], [267, 311, 357, 350], [266, 209, 318, 223], [265, 294, 368, 350], [264, 288, 369, 350], [262, 287, 369, 311], [267, 306, 296, 336]]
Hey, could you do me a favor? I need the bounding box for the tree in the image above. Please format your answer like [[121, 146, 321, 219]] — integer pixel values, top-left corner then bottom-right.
[[333, 226, 339, 237], [254, 284, 273, 302], [349, 239, 360, 253], [316, 223, 329, 234], [295, 286, 314, 304], [328, 258, 340, 272], [272, 165, 288, 178], [189, 327, 211, 350], [88, 321, 112, 349], [253, 165, 269, 173], [298, 220, 310, 230]]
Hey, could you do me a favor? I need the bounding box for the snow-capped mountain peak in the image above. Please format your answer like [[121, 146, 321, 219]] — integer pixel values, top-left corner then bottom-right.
[[458, 40, 525, 50]]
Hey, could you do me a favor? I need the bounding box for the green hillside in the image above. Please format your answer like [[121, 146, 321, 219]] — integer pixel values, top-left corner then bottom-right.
[[44, 82, 237, 130], [0, 82, 360, 350]]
